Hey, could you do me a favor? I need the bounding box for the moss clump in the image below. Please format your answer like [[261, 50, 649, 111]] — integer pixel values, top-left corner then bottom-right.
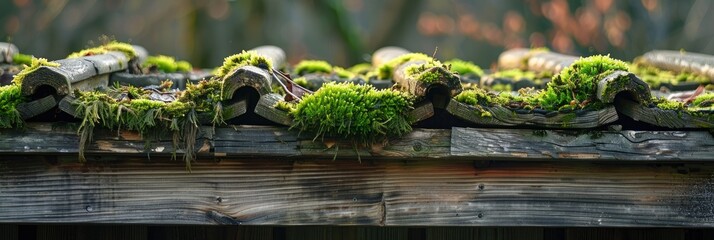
[[347, 63, 372, 75], [74, 79, 224, 169], [403, 59, 454, 84], [274, 100, 296, 112], [143, 55, 193, 73], [294, 60, 333, 75], [291, 82, 413, 143], [491, 84, 512, 92], [0, 85, 24, 128], [537, 55, 629, 111], [0, 57, 59, 128], [454, 88, 514, 117], [12, 58, 59, 85], [333, 66, 355, 79], [693, 93, 714, 107], [444, 59, 485, 77], [214, 50, 273, 80], [630, 62, 710, 88], [491, 69, 553, 81], [67, 41, 137, 59], [11, 53, 33, 66], [652, 97, 685, 111], [373, 53, 434, 80]]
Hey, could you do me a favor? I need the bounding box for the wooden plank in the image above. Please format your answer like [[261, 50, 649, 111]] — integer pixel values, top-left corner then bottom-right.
[[446, 99, 619, 129], [2, 124, 714, 161], [451, 127, 714, 161], [1, 158, 713, 226], [616, 98, 714, 128]]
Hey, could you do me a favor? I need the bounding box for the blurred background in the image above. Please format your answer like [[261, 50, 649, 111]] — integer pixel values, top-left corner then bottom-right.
[[1, 0, 713, 69]]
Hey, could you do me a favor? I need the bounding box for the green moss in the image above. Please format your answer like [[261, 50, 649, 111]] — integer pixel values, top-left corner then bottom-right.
[[333, 66, 355, 79], [373, 53, 434, 80], [67, 41, 136, 59], [143, 55, 193, 73], [630, 61, 710, 88], [491, 69, 552, 81], [294, 60, 333, 75], [491, 84, 512, 92], [176, 61, 192, 72], [274, 100, 296, 112], [444, 59, 484, 77], [537, 55, 629, 111], [652, 97, 685, 111], [347, 63, 372, 75], [12, 57, 59, 85], [454, 88, 514, 117], [693, 93, 714, 107], [291, 82, 413, 143], [11, 53, 33, 66], [74, 78, 224, 168], [293, 77, 310, 89], [214, 50, 273, 80], [0, 85, 24, 128], [403, 60, 453, 84], [0, 57, 59, 128]]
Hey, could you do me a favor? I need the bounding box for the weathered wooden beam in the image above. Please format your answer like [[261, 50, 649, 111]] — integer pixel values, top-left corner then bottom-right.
[[1, 123, 713, 162], [0, 157, 712, 227], [616, 98, 714, 128], [446, 99, 619, 129], [451, 127, 714, 161]]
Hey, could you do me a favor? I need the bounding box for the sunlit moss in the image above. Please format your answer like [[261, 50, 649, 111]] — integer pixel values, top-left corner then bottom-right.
[[491, 69, 552, 81], [693, 92, 714, 107], [274, 100, 296, 112], [294, 60, 332, 75], [453, 87, 514, 117], [291, 82, 413, 143], [11, 58, 59, 85], [67, 41, 137, 59], [536, 55, 629, 111], [11, 53, 32, 66], [74, 78, 224, 169], [403, 59, 453, 84], [372, 53, 434, 80], [0, 85, 24, 128], [333, 66, 355, 79], [0, 57, 59, 128], [651, 97, 685, 111], [444, 59, 484, 77], [143, 55, 193, 73], [630, 61, 710, 88], [214, 50, 273, 80], [347, 63, 372, 75]]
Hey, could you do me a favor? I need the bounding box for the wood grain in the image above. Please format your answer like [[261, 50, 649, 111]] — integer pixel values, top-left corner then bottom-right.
[[1, 123, 714, 162], [446, 99, 619, 129], [1, 157, 713, 227], [616, 98, 714, 128], [451, 127, 714, 161]]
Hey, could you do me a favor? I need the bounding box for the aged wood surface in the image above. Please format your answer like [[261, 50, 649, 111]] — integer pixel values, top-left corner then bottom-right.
[[0, 157, 713, 226], [451, 127, 714, 161], [1, 123, 714, 161], [446, 99, 619, 129], [616, 98, 714, 128]]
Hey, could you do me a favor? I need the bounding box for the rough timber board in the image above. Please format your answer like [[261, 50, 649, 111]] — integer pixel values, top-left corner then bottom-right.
[[1, 123, 714, 161], [451, 127, 714, 161], [0, 157, 713, 227]]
